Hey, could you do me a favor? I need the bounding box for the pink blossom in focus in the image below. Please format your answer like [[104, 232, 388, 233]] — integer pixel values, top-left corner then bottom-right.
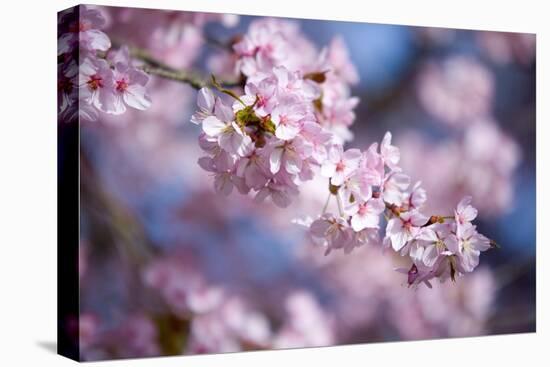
[[321, 146, 362, 186], [456, 223, 491, 273], [386, 210, 428, 252], [310, 214, 353, 255], [79, 57, 116, 113], [190, 88, 216, 125], [109, 47, 152, 113], [455, 196, 478, 225], [345, 197, 385, 232], [383, 172, 410, 206]]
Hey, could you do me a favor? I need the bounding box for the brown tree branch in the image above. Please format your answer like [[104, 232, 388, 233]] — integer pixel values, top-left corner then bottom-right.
[[112, 40, 241, 90]]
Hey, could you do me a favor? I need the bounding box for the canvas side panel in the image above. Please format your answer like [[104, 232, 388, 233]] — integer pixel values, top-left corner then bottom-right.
[[57, 4, 81, 362]]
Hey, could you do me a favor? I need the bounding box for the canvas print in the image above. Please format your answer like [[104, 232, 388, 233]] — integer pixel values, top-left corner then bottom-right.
[[57, 4, 536, 361]]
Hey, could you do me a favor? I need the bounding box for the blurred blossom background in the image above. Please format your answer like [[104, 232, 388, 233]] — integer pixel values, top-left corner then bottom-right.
[[67, 5, 535, 361]]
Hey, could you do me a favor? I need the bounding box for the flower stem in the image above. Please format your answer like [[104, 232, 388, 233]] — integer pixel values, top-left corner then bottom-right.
[[336, 193, 345, 218], [322, 193, 331, 214]]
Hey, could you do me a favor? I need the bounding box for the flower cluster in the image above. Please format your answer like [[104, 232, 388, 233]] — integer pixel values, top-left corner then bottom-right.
[[232, 18, 319, 79], [307, 132, 493, 287], [191, 67, 333, 208], [187, 19, 495, 288], [58, 5, 151, 122], [229, 18, 360, 142], [309, 132, 401, 254], [64, 11, 497, 290], [392, 196, 492, 288], [309, 37, 360, 143], [190, 18, 362, 207], [72, 6, 528, 362]]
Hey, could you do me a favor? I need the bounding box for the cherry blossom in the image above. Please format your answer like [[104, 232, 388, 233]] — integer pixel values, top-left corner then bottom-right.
[[456, 223, 491, 272], [416, 223, 459, 267], [65, 9, 498, 294], [380, 131, 401, 170], [455, 196, 478, 226], [109, 47, 152, 113], [405, 181, 428, 211], [386, 210, 429, 252], [269, 137, 312, 175], [383, 172, 410, 205], [324, 37, 359, 85], [339, 169, 374, 204], [58, 6, 111, 55], [58, 5, 151, 122], [189, 68, 497, 286], [233, 18, 317, 77], [271, 103, 307, 140], [236, 150, 270, 190], [321, 146, 362, 186], [202, 100, 252, 156], [69, 8, 519, 363], [254, 180, 296, 208], [191, 88, 216, 125], [346, 197, 385, 232], [310, 214, 353, 255], [298, 129, 493, 286], [79, 57, 116, 113]]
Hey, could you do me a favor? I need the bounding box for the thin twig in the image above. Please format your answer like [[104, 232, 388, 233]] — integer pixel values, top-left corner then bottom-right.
[[112, 39, 241, 90], [141, 66, 206, 90]]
